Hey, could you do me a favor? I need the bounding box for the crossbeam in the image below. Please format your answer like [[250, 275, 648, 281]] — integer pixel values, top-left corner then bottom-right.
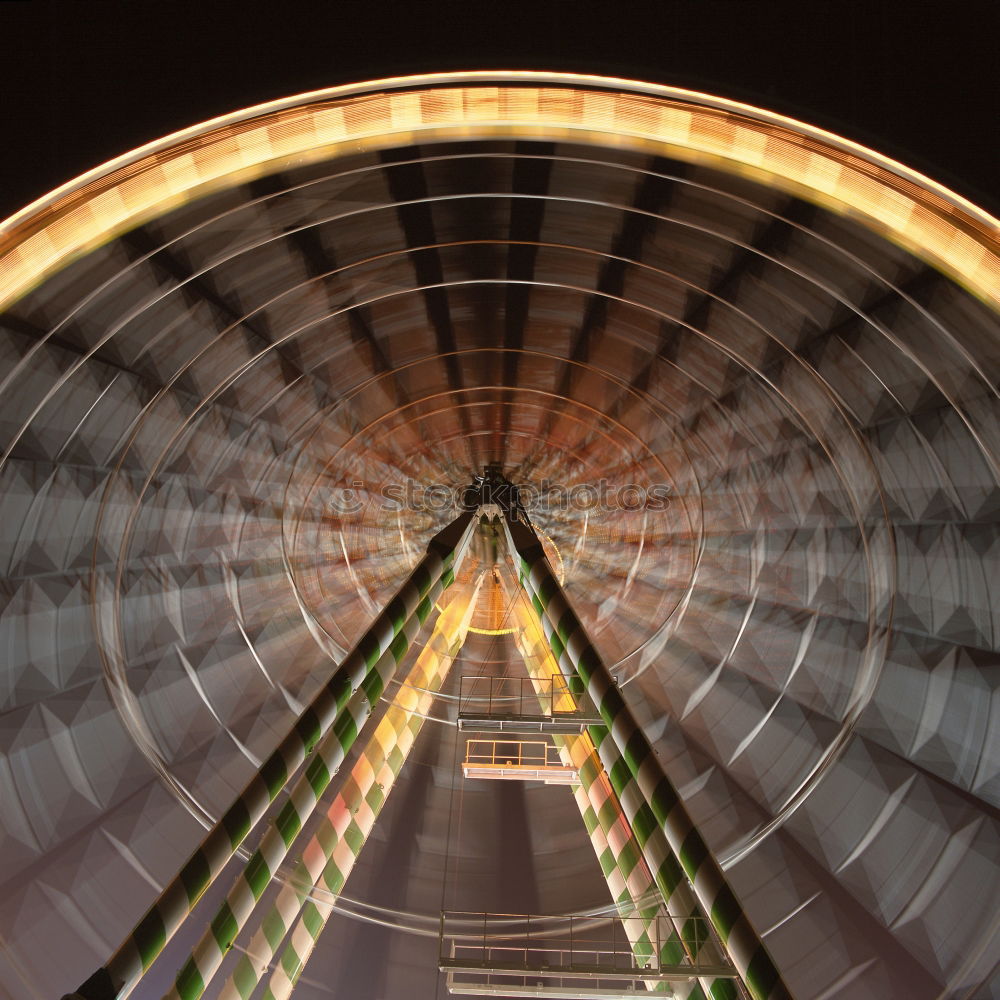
[[446, 983, 675, 1000], [439, 910, 737, 994], [458, 674, 603, 733]]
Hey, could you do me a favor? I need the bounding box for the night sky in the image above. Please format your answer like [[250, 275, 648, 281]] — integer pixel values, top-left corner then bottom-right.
[[1, 1, 997, 223]]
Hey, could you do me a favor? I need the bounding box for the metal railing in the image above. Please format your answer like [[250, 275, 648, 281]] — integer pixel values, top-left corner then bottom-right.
[[461, 740, 579, 785], [439, 911, 738, 987], [463, 740, 564, 770], [457, 675, 602, 732]]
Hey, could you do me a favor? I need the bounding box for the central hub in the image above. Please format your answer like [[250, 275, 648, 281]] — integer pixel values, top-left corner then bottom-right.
[[461, 463, 528, 521]]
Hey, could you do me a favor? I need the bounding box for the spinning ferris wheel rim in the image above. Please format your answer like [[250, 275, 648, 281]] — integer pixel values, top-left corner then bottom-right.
[[1, 71, 997, 315]]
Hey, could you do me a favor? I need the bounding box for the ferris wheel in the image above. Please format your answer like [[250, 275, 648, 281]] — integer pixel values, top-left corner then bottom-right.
[[0, 74, 997, 1000]]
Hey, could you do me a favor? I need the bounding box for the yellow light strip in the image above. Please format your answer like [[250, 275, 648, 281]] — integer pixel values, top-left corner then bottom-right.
[[1, 72, 997, 313]]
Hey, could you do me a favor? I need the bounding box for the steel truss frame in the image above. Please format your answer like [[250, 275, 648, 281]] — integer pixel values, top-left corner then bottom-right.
[[64, 503, 784, 1000]]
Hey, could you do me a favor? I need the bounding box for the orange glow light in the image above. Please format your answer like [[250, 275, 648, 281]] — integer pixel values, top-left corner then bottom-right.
[[1, 73, 997, 313]]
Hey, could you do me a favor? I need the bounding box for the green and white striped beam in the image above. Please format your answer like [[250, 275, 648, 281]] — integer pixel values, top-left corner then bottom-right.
[[503, 516, 789, 1000], [165, 593, 432, 1000], [508, 597, 693, 997], [504, 549, 715, 957], [220, 575, 483, 1000], [510, 592, 728, 1000], [70, 513, 475, 1000], [587, 725, 741, 1000], [569, 742, 701, 999]]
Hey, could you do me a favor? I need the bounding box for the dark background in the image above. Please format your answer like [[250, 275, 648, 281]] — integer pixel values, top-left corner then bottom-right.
[[1, 0, 997, 221]]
